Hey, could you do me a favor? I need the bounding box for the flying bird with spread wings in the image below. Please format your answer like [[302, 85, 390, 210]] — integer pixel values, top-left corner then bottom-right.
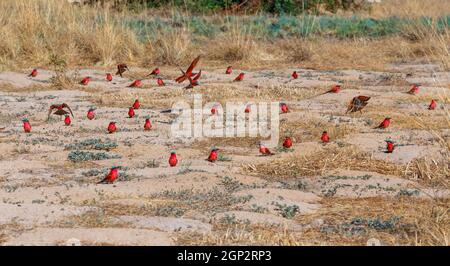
[[47, 103, 74, 121]]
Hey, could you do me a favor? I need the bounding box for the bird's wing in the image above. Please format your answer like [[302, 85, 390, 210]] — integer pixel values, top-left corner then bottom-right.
[[47, 104, 59, 119], [357, 96, 371, 102], [175, 68, 187, 83], [185, 56, 200, 76], [62, 103, 74, 118], [193, 70, 202, 81]]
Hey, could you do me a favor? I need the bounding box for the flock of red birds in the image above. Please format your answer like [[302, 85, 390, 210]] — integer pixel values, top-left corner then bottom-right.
[[22, 56, 439, 184]]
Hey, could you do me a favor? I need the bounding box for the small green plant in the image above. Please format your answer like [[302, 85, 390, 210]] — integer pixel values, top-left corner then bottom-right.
[[274, 203, 300, 219]]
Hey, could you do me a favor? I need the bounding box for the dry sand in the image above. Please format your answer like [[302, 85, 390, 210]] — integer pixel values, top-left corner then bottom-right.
[[0, 63, 448, 245]]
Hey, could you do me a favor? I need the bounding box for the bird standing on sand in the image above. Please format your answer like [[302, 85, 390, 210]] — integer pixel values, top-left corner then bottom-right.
[[374, 117, 391, 129], [98, 166, 120, 184], [169, 152, 178, 167], [207, 148, 219, 162], [346, 96, 371, 113]]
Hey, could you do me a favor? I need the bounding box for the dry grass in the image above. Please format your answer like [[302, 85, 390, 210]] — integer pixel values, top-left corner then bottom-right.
[[245, 145, 449, 187], [177, 197, 449, 246], [177, 224, 302, 246], [369, 0, 450, 19], [0, 0, 448, 71]]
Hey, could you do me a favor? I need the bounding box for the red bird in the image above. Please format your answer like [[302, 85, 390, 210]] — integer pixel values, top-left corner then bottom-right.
[[29, 69, 38, 78], [192, 70, 202, 82], [98, 166, 120, 184], [157, 78, 165, 86], [325, 84, 341, 94], [428, 99, 437, 110], [144, 118, 152, 131], [259, 143, 274, 156], [22, 118, 31, 133], [184, 78, 200, 89], [64, 115, 71, 126], [283, 137, 293, 149], [234, 73, 245, 82], [407, 84, 420, 95], [375, 117, 391, 129], [169, 151, 178, 167], [346, 96, 371, 113], [87, 108, 95, 120], [106, 73, 113, 82], [116, 64, 129, 77], [133, 99, 140, 110], [321, 131, 330, 143], [226, 66, 232, 74], [211, 105, 219, 115], [245, 104, 251, 113], [207, 148, 219, 162], [48, 103, 74, 120], [280, 103, 289, 113], [176, 56, 201, 83], [386, 140, 395, 153], [149, 68, 160, 76], [80, 77, 91, 86], [291, 71, 298, 79], [128, 107, 135, 118], [108, 122, 117, 134], [128, 80, 142, 88]]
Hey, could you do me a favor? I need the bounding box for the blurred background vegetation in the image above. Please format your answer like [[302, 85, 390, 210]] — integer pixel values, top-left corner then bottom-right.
[[83, 0, 371, 14]]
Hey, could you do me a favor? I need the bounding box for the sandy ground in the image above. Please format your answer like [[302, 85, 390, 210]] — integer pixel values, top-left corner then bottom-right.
[[0, 63, 449, 245]]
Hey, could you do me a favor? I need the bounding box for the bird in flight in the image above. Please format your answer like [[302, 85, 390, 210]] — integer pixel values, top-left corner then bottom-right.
[[48, 103, 74, 121], [175, 56, 201, 83]]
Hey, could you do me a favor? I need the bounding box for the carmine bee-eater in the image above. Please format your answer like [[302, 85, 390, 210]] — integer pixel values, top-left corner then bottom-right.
[[211, 104, 219, 115], [98, 166, 120, 184], [245, 104, 251, 113], [128, 80, 142, 88], [64, 115, 71, 126], [48, 103, 74, 121], [106, 73, 113, 82], [144, 118, 152, 131], [87, 108, 95, 120], [283, 137, 293, 149], [116, 64, 129, 77], [280, 103, 289, 113], [29, 69, 38, 78], [80, 77, 91, 86], [108, 122, 117, 134], [128, 107, 135, 118], [176, 56, 200, 83], [386, 140, 395, 153], [407, 84, 420, 95], [374, 117, 391, 129], [169, 151, 178, 167], [192, 70, 202, 82], [346, 96, 370, 113], [291, 71, 298, 79], [207, 148, 219, 162], [133, 99, 140, 110], [149, 68, 160, 76], [157, 78, 165, 86], [321, 131, 330, 143], [234, 73, 245, 82], [325, 84, 341, 94], [259, 143, 274, 156], [226, 66, 232, 74], [22, 118, 31, 133], [428, 99, 437, 110]]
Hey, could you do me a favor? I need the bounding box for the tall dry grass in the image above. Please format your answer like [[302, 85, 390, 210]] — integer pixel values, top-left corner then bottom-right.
[[0, 0, 448, 71]]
